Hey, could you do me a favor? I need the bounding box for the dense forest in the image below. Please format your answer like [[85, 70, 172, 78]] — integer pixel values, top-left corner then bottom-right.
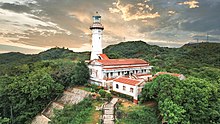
[[0, 48, 90, 124], [0, 41, 220, 123]]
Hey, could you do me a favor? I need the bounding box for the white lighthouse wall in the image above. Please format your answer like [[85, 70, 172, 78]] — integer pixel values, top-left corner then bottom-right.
[[91, 29, 103, 60]]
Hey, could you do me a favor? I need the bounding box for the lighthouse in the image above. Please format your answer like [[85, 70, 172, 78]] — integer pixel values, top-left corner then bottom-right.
[[90, 12, 104, 60]]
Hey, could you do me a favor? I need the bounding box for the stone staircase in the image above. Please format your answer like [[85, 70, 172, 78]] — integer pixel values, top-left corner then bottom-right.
[[102, 98, 118, 124]]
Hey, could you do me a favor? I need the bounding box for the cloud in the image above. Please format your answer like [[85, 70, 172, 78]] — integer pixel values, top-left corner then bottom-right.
[[0, 0, 37, 5], [179, 2, 220, 33], [0, 37, 47, 54], [0, 44, 44, 54], [109, 0, 160, 21], [0, 6, 72, 48], [0, 3, 31, 13], [146, 39, 185, 48], [178, 0, 199, 9], [168, 10, 175, 16], [0, 0, 220, 54]]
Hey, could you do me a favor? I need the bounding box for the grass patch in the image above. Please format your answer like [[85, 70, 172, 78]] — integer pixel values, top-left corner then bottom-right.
[[49, 98, 93, 124], [116, 104, 161, 124], [85, 100, 103, 124], [49, 97, 104, 124]]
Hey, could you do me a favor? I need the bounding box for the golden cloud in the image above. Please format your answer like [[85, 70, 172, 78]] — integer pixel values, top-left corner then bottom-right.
[[109, 0, 160, 21], [178, 0, 199, 9], [168, 10, 176, 16]]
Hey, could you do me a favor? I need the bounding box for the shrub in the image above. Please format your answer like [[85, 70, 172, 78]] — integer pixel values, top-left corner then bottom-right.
[[106, 93, 112, 101], [90, 84, 103, 92], [98, 89, 106, 98]]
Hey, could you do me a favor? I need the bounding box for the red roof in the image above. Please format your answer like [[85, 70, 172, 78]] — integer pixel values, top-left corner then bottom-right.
[[103, 65, 149, 70], [150, 72, 183, 81], [99, 54, 109, 60], [98, 59, 148, 66], [113, 77, 142, 86]]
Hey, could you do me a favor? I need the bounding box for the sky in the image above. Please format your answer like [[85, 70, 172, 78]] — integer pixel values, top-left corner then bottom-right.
[[0, 0, 220, 54]]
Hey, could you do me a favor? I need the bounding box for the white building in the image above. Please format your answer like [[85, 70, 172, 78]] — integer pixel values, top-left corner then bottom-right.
[[112, 75, 152, 104], [88, 56, 152, 86], [88, 12, 152, 104], [87, 13, 186, 104]]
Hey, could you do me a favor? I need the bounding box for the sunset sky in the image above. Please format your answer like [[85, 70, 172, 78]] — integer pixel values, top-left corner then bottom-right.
[[0, 0, 219, 54]]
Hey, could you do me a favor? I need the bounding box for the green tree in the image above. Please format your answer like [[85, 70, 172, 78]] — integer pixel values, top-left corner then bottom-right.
[[49, 60, 76, 87], [0, 117, 10, 124], [159, 98, 186, 124], [70, 61, 90, 86], [0, 68, 64, 124], [141, 75, 220, 123]]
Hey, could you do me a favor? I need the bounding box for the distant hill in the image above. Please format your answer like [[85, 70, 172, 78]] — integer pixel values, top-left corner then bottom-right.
[[181, 42, 220, 67], [103, 41, 164, 59], [0, 47, 90, 75], [104, 41, 220, 75], [0, 41, 219, 76], [0, 52, 39, 65], [38, 47, 89, 60], [0, 47, 90, 65]]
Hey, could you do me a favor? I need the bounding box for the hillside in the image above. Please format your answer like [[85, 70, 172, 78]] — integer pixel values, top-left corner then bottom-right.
[[0, 47, 89, 65], [0, 52, 38, 65], [104, 41, 220, 76], [0, 41, 219, 76], [0, 41, 219, 123], [0, 47, 90, 75]]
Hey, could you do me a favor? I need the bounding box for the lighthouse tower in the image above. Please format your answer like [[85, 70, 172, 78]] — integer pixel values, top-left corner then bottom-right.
[[90, 12, 104, 60]]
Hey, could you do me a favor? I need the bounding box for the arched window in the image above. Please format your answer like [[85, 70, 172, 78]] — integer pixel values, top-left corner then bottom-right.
[[130, 88, 134, 93], [123, 86, 126, 90], [110, 72, 113, 77], [116, 84, 119, 89]]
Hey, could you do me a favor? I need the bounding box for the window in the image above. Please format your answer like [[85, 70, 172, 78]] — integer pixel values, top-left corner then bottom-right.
[[96, 70, 98, 77], [130, 88, 134, 93], [123, 86, 126, 91], [110, 72, 113, 77], [126, 71, 129, 75], [118, 72, 120, 76], [136, 70, 138, 73], [89, 69, 92, 75], [106, 73, 109, 78], [116, 84, 119, 89]]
